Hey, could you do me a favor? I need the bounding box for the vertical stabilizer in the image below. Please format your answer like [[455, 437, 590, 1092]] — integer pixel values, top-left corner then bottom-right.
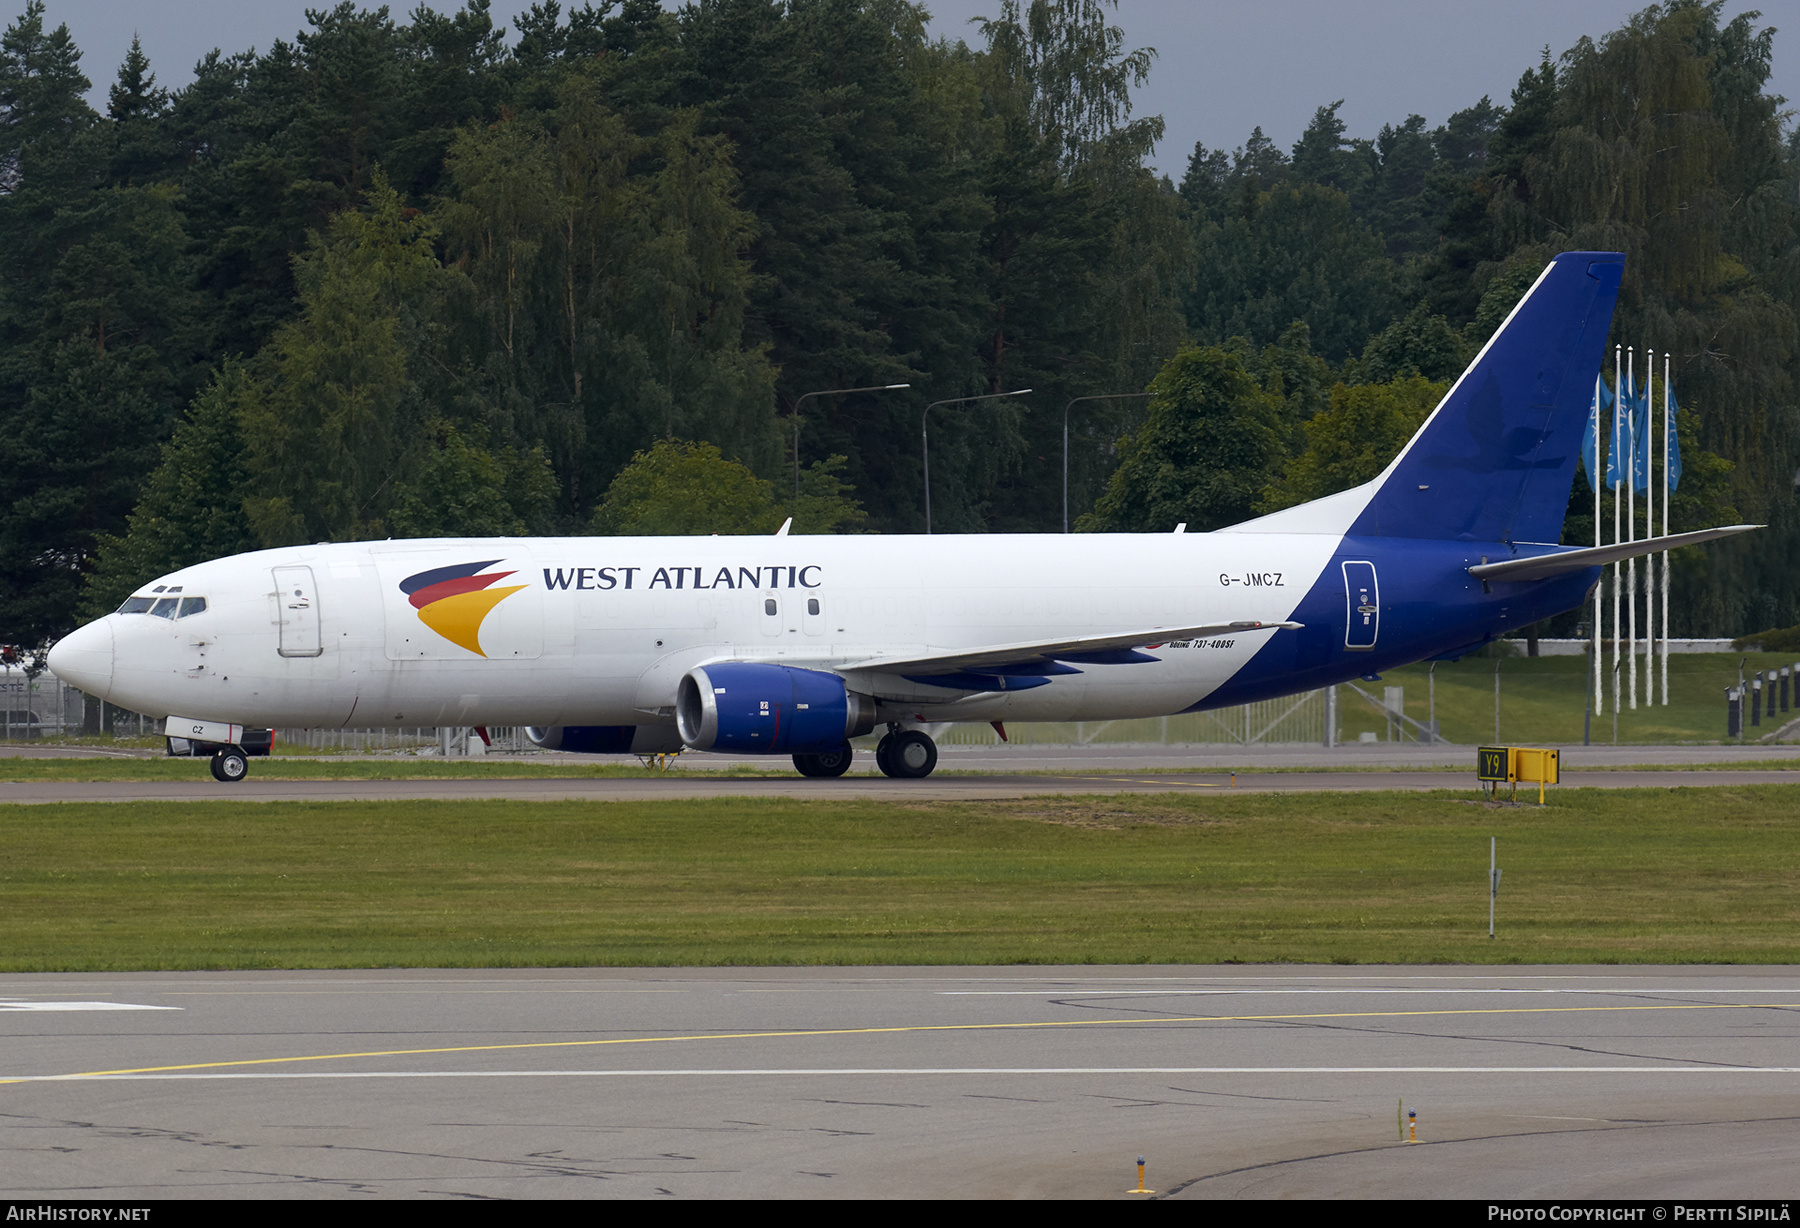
[[1225, 251, 1624, 542]]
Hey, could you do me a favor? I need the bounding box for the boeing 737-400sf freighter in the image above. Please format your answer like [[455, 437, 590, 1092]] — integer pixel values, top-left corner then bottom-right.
[[49, 251, 1756, 782]]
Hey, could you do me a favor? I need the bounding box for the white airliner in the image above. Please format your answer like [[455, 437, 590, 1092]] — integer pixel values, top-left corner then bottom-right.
[[48, 252, 1752, 781]]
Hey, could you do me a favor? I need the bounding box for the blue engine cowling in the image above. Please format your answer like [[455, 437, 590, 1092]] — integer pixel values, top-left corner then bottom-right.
[[675, 663, 876, 754], [525, 725, 683, 754]]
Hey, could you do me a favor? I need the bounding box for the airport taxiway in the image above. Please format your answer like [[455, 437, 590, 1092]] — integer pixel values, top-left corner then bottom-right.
[[2, 742, 1797, 803], [5, 966, 1800, 1199]]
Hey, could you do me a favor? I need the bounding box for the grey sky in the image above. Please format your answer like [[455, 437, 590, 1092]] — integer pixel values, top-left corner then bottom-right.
[[40, 0, 1797, 180]]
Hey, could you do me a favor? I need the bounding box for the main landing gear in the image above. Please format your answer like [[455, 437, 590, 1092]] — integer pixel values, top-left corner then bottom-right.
[[209, 746, 250, 783], [875, 728, 937, 779], [789, 728, 940, 780], [792, 744, 855, 778]]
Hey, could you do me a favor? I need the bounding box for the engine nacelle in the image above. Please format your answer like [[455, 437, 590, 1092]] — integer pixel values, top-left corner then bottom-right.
[[525, 725, 683, 754], [676, 663, 875, 754]]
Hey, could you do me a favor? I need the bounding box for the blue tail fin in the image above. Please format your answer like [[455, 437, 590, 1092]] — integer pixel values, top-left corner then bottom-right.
[[1348, 251, 1624, 543]]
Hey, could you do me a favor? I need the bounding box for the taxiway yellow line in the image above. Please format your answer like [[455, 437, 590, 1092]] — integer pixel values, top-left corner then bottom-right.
[[6, 999, 1795, 1084]]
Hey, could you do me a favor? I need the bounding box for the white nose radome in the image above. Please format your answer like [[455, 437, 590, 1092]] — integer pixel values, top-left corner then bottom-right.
[[47, 618, 114, 698]]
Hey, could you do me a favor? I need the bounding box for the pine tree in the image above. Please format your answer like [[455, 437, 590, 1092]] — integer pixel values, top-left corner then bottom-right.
[[106, 34, 172, 184]]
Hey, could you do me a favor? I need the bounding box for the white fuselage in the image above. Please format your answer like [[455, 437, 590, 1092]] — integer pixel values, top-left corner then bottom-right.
[[66, 531, 1330, 731]]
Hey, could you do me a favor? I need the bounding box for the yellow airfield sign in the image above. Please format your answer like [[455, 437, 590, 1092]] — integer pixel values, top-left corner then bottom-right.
[[1477, 746, 1560, 803]]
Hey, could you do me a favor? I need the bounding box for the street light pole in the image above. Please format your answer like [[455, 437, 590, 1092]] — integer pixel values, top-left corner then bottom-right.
[[1063, 392, 1151, 533], [790, 383, 911, 498], [922, 389, 1031, 533]]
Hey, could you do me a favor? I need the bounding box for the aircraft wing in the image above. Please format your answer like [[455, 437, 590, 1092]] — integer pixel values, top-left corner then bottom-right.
[[837, 619, 1302, 678]]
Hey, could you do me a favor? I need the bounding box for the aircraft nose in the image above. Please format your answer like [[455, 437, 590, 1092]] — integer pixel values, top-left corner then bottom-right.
[[47, 619, 114, 698]]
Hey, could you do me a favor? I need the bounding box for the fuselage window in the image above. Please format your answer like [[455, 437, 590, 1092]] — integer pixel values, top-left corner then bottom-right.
[[117, 596, 155, 614], [149, 598, 179, 619], [764, 599, 778, 616], [807, 598, 820, 615], [178, 597, 207, 618]]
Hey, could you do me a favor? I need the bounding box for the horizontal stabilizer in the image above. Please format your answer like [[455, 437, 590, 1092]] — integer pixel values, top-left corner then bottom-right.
[[840, 619, 1302, 677], [1467, 525, 1761, 582]]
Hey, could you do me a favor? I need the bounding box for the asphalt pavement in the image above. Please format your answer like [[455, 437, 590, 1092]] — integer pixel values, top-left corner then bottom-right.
[[5, 966, 1800, 1199], [3, 741, 1797, 803]]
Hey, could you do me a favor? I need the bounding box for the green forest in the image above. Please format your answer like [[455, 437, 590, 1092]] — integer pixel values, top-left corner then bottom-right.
[[0, 0, 1793, 649]]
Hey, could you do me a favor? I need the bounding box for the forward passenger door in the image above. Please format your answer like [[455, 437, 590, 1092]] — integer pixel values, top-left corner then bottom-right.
[[273, 566, 322, 658]]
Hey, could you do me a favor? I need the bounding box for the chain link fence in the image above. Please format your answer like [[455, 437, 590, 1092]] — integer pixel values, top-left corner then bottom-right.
[[935, 689, 1334, 747], [0, 672, 153, 739], [11, 678, 1380, 751], [273, 727, 536, 754]]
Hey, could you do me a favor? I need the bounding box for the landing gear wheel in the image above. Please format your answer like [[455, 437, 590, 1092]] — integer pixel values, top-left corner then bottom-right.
[[210, 746, 249, 783], [875, 733, 897, 777], [884, 730, 937, 779], [812, 744, 855, 777], [794, 744, 855, 778]]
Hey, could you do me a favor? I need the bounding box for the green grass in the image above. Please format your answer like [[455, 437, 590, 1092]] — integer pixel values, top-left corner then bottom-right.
[[5, 787, 1800, 969], [1346, 651, 1800, 746]]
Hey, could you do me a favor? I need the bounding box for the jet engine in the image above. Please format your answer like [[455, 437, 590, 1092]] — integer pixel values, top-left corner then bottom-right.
[[676, 663, 875, 754]]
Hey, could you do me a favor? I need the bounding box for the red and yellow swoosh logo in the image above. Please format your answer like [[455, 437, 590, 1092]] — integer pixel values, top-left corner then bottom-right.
[[398, 560, 526, 657]]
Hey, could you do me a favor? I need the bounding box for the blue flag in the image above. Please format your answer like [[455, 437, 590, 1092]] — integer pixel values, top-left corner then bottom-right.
[[1606, 370, 1631, 491], [1665, 386, 1682, 491], [1580, 376, 1610, 492], [1631, 376, 1652, 492]]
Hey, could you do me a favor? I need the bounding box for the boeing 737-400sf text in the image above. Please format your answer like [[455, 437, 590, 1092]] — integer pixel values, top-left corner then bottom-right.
[[49, 252, 1755, 782]]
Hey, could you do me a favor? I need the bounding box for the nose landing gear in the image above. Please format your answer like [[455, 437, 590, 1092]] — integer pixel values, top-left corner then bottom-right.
[[875, 727, 937, 779], [209, 746, 250, 783]]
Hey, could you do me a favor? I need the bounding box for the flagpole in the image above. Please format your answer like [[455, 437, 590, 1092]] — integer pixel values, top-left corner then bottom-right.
[[1627, 346, 1638, 711], [1662, 352, 1672, 705], [1593, 375, 1603, 718], [1620, 342, 1634, 727], [1645, 349, 1655, 708]]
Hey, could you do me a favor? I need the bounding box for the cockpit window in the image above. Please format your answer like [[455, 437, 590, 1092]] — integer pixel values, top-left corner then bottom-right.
[[178, 597, 207, 618], [117, 596, 155, 614], [149, 597, 179, 619]]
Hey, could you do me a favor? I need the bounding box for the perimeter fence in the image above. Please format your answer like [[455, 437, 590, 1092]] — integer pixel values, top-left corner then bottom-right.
[[933, 689, 1336, 747], [22, 644, 1793, 750], [7, 672, 1355, 750]]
